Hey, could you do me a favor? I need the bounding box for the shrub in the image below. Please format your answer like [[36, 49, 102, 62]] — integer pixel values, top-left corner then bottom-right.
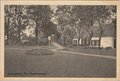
[[26, 48, 54, 55]]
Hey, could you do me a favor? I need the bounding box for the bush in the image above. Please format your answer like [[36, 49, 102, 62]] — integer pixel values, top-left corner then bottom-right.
[[26, 48, 54, 55]]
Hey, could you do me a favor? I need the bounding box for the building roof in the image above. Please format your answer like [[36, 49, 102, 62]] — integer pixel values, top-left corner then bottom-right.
[[92, 23, 116, 37], [73, 23, 116, 39]]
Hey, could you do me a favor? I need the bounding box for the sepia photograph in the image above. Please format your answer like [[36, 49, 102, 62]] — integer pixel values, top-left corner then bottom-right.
[[4, 5, 117, 77]]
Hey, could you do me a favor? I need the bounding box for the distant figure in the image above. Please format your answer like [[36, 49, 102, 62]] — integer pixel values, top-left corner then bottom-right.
[[48, 36, 51, 46], [21, 40, 29, 47]]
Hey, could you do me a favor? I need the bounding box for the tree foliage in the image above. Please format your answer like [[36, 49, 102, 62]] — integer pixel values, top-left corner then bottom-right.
[[4, 5, 28, 45], [55, 5, 116, 47], [26, 5, 52, 45], [4, 5, 116, 47], [55, 6, 77, 45]]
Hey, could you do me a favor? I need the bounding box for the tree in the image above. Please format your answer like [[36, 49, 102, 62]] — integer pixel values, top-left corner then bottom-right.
[[4, 5, 13, 45], [26, 5, 52, 45], [73, 6, 98, 46], [5, 5, 30, 45], [13, 5, 28, 44], [73, 5, 116, 48], [92, 6, 116, 48], [55, 5, 77, 45]]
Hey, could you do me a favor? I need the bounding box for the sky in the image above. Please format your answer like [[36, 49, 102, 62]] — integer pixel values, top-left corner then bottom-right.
[[50, 5, 58, 24], [50, 5, 57, 13]]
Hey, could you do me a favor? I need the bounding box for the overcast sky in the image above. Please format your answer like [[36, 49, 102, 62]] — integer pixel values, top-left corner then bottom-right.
[[50, 5, 58, 24]]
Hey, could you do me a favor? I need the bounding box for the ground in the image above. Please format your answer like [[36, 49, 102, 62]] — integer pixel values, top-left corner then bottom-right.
[[4, 46, 116, 77], [63, 46, 116, 56]]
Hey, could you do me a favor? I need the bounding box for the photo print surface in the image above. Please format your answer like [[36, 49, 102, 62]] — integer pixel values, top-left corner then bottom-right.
[[4, 5, 116, 77]]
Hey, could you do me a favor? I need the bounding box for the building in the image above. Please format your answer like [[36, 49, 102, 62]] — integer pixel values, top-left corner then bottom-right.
[[73, 23, 116, 48]]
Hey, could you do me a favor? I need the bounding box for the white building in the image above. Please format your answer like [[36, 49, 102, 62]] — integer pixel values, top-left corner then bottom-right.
[[73, 23, 116, 48], [90, 37, 116, 48]]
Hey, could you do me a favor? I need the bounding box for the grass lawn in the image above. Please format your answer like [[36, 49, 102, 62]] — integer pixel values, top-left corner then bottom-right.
[[62, 46, 116, 56], [4, 46, 116, 77]]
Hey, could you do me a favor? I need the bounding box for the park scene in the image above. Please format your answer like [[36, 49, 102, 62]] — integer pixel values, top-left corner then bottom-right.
[[4, 5, 116, 77]]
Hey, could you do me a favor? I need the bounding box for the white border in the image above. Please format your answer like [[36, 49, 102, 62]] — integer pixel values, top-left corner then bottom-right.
[[0, 0, 120, 81]]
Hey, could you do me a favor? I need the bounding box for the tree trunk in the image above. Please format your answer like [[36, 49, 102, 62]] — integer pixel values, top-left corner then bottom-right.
[[61, 35, 65, 46], [6, 31, 10, 45], [35, 23, 39, 45], [70, 37, 73, 45], [70, 31, 74, 45], [6, 18, 10, 45], [36, 28, 38, 45], [98, 21, 103, 49], [88, 38, 91, 47], [17, 17, 22, 45], [87, 21, 93, 47], [88, 31, 93, 47], [17, 20, 21, 45], [78, 28, 83, 46], [18, 27, 21, 45], [78, 28, 81, 46], [62, 36, 64, 46], [98, 35, 101, 49]]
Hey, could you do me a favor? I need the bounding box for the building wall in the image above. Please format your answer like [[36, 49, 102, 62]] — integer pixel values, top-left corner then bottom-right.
[[90, 37, 99, 47], [73, 37, 114, 48], [101, 37, 114, 48], [73, 38, 78, 45]]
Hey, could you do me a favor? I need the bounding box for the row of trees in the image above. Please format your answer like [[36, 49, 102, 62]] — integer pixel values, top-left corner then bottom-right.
[[5, 5, 116, 47], [5, 5, 52, 45], [55, 5, 116, 47]]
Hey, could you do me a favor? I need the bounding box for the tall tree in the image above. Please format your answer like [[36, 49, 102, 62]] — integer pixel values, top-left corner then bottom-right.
[[5, 5, 29, 45], [13, 5, 28, 44], [73, 5, 116, 48], [55, 5, 77, 45], [4, 5, 10, 45], [73, 6, 97, 46], [27, 5, 52, 45]]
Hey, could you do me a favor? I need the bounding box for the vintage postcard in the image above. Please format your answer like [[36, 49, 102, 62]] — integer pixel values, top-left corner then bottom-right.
[[0, 0, 120, 81]]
